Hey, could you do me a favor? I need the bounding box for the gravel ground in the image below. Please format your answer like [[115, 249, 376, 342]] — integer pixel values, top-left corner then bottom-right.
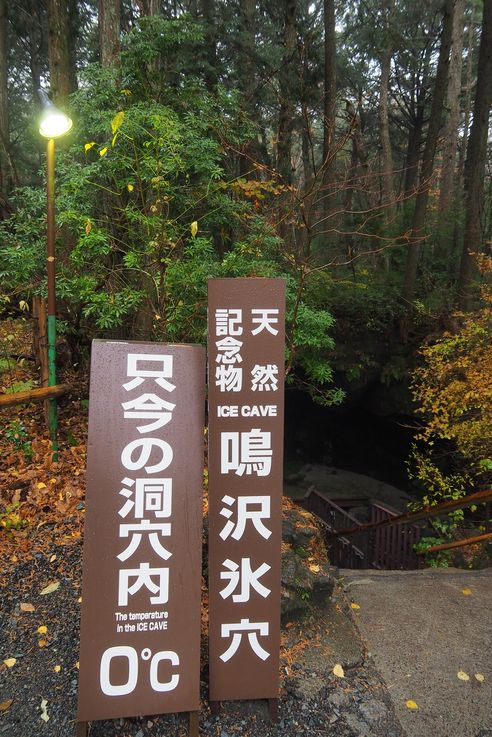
[[0, 533, 404, 737]]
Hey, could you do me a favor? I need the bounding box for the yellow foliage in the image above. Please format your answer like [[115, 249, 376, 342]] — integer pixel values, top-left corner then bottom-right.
[[411, 288, 492, 492]]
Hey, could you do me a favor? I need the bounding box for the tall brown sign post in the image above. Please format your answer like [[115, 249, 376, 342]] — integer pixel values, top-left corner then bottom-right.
[[77, 341, 204, 730], [207, 279, 285, 712]]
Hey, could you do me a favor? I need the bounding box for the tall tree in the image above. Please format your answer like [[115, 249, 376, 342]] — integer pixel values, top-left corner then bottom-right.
[[237, 0, 257, 174], [458, 0, 492, 305], [322, 0, 336, 181], [277, 0, 298, 184], [378, 0, 396, 221], [0, 0, 10, 209], [201, 0, 218, 90], [438, 0, 464, 219], [47, 0, 74, 106], [99, 0, 120, 67], [401, 0, 456, 322]]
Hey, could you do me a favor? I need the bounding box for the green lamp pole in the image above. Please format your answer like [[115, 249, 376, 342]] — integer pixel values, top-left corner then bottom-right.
[[38, 89, 73, 459]]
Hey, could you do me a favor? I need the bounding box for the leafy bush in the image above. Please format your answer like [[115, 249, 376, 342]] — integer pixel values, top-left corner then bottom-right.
[[0, 16, 340, 403], [408, 284, 492, 517]]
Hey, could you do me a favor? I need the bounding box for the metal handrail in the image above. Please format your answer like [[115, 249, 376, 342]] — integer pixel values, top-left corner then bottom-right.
[[329, 489, 492, 538]]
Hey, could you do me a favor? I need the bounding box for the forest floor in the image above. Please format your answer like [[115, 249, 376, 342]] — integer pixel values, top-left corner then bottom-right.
[[0, 320, 406, 736]]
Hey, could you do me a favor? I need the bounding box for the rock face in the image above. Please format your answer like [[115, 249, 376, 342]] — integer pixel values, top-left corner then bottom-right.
[[281, 498, 337, 621]]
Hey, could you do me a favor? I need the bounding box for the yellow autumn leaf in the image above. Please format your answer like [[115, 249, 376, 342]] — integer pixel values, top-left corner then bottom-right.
[[457, 671, 470, 681], [127, 183, 134, 192], [462, 588, 472, 596], [19, 300, 29, 312], [351, 603, 361, 610], [84, 142, 96, 153], [120, 89, 131, 96], [38, 638, 47, 648], [54, 665, 61, 673], [50, 554, 56, 563], [309, 564, 320, 573], [406, 700, 419, 710], [40, 581, 59, 596], [333, 664, 345, 678], [111, 111, 125, 135], [37, 626, 47, 635], [37, 482, 47, 490], [99, 147, 108, 157], [475, 673, 485, 682], [191, 220, 198, 237], [85, 220, 92, 235], [75, 661, 80, 669], [3, 658, 16, 668]]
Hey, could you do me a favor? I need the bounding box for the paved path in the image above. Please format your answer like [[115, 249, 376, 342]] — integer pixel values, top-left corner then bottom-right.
[[340, 568, 492, 737]]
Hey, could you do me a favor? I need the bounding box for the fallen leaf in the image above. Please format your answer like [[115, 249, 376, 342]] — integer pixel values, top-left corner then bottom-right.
[[75, 661, 80, 669], [40, 581, 59, 595], [457, 671, 470, 681], [127, 183, 134, 192], [462, 588, 472, 596], [333, 664, 345, 678], [10, 555, 18, 562], [38, 639, 47, 648], [77, 597, 82, 603], [475, 673, 485, 682], [36, 482, 46, 490], [37, 625, 47, 635], [40, 699, 49, 723], [3, 658, 16, 668], [49, 554, 56, 563], [0, 700, 13, 712], [309, 564, 320, 573], [351, 603, 361, 610], [54, 665, 61, 673], [20, 603, 35, 612], [406, 700, 419, 710], [190, 220, 198, 237]]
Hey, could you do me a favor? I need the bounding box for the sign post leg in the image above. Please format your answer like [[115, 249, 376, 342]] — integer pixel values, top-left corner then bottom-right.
[[268, 698, 279, 723], [188, 710, 200, 737], [75, 722, 87, 736], [210, 701, 221, 716]]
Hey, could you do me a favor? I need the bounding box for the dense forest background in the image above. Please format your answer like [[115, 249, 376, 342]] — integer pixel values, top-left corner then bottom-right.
[[0, 0, 491, 519]]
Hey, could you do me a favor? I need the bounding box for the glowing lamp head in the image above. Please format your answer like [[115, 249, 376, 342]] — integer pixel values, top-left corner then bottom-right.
[[37, 89, 73, 139]]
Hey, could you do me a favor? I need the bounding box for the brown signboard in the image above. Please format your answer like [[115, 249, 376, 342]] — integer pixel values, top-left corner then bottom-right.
[[78, 340, 205, 722], [207, 278, 285, 701]]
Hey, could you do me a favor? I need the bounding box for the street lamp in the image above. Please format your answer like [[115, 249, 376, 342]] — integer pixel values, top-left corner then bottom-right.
[[38, 89, 73, 458]]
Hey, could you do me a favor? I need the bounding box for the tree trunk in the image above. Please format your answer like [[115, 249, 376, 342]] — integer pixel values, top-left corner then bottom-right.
[[318, 0, 337, 233], [26, 0, 44, 99], [47, 0, 72, 106], [99, 0, 121, 68], [0, 0, 10, 210], [457, 2, 479, 181], [401, 0, 455, 318], [277, 0, 297, 184], [237, 0, 257, 175], [438, 0, 465, 218], [67, 0, 79, 93], [458, 0, 492, 306], [402, 42, 433, 198], [201, 0, 218, 91], [322, 0, 336, 182], [378, 0, 396, 222]]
